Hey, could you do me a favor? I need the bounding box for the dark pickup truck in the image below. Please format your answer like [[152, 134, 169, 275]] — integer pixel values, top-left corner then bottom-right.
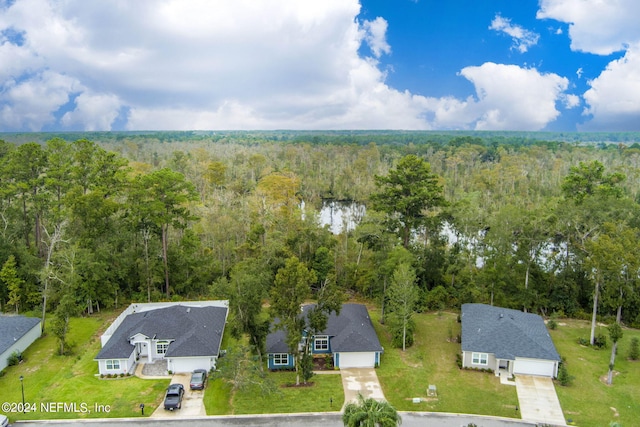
[[163, 383, 185, 411]]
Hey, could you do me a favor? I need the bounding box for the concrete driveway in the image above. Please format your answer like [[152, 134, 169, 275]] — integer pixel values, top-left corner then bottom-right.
[[339, 368, 385, 408], [151, 373, 206, 418], [515, 375, 566, 426]]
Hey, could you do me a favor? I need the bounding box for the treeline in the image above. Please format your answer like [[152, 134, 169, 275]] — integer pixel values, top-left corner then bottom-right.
[[1, 133, 640, 352]]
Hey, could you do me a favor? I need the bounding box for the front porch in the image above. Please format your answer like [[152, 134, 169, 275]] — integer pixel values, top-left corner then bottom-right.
[[134, 356, 169, 378]]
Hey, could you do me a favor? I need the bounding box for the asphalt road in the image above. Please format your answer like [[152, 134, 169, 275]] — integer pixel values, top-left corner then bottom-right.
[[14, 412, 542, 427]]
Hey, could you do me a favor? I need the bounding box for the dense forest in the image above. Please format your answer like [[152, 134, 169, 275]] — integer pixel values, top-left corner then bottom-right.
[[1, 131, 640, 352]]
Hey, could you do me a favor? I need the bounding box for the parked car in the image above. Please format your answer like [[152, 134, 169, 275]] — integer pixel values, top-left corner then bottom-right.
[[190, 368, 208, 390], [0, 414, 8, 427], [163, 383, 185, 411]]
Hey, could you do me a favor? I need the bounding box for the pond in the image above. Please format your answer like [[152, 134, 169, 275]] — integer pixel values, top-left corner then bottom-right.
[[303, 199, 366, 234]]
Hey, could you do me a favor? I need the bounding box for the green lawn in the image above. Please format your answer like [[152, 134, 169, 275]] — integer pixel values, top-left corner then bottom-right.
[[0, 313, 169, 421], [232, 371, 344, 414], [371, 308, 520, 418], [205, 372, 343, 415], [551, 319, 640, 427]]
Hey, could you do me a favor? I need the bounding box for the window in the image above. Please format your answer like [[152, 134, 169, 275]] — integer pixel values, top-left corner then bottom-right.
[[472, 352, 488, 365], [156, 340, 170, 355], [105, 360, 120, 370], [273, 354, 289, 365], [314, 335, 329, 351]]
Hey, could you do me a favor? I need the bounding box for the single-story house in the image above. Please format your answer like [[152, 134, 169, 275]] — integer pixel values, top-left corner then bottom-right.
[[266, 303, 383, 370], [461, 303, 561, 377], [0, 315, 42, 372], [95, 301, 228, 376]]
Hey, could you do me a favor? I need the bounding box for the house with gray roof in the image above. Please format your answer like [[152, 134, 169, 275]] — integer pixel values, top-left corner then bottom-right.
[[0, 315, 41, 372], [95, 301, 228, 376], [266, 303, 383, 369], [461, 303, 560, 377]]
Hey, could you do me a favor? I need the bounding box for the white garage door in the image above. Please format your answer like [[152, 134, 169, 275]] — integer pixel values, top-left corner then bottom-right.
[[513, 358, 556, 377], [338, 352, 375, 368], [167, 357, 213, 373]]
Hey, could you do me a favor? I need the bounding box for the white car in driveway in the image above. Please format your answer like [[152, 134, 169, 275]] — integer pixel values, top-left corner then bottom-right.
[[0, 414, 9, 427]]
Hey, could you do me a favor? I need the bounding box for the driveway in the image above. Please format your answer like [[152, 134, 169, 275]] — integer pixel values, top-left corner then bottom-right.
[[339, 368, 385, 408], [515, 375, 566, 426], [151, 373, 206, 418]]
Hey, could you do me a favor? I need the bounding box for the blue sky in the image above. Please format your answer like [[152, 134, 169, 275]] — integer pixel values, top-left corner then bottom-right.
[[0, 0, 639, 132]]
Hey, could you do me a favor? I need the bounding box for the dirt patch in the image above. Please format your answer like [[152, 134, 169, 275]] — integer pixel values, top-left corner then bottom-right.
[[599, 371, 620, 385], [313, 356, 333, 370], [610, 407, 619, 417]]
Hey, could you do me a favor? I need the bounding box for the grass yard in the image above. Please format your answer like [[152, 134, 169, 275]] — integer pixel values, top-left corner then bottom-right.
[[205, 370, 344, 415], [550, 319, 640, 427], [232, 371, 344, 414], [370, 308, 520, 418], [0, 313, 169, 421]]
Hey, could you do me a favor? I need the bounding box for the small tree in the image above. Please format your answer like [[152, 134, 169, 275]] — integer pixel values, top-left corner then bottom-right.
[[557, 362, 574, 386], [387, 263, 419, 351], [214, 345, 277, 394], [629, 337, 639, 361], [270, 256, 314, 386], [607, 322, 623, 385]]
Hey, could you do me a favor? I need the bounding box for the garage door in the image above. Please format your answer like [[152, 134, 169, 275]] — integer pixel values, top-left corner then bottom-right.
[[337, 352, 375, 368], [513, 358, 556, 377], [167, 357, 212, 373]]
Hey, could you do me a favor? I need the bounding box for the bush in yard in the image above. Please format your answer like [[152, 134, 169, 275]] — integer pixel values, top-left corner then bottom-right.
[[324, 354, 334, 369], [390, 317, 415, 349], [629, 337, 639, 361], [6, 350, 22, 366], [557, 362, 574, 386], [594, 333, 607, 349], [455, 353, 462, 369]]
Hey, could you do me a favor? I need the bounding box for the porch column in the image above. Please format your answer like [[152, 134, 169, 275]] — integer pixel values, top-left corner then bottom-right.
[[147, 339, 153, 361]]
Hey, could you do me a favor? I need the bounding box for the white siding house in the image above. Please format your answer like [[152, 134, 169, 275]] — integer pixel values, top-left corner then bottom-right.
[[0, 316, 42, 372], [461, 303, 560, 378], [95, 301, 228, 376]]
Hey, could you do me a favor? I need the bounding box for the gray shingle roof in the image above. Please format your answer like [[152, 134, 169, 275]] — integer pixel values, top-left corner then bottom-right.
[[461, 303, 560, 361], [0, 315, 41, 355], [266, 303, 383, 354], [96, 305, 227, 360]]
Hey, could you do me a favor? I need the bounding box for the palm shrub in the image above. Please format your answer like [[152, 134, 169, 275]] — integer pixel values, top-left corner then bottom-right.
[[343, 394, 401, 427]]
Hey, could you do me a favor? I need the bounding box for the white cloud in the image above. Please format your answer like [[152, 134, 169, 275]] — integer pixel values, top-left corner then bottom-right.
[[537, 0, 640, 130], [432, 63, 570, 131], [61, 92, 121, 131], [0, 0, 574, 131], [0, 71, 81, 130], [581, 44, 640, 130], [489, 15, 539, 53], [362, 17, 391, 58], [537, 0, 640, 55]]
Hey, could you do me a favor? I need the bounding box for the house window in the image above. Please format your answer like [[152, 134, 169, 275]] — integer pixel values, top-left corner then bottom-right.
[[156, 340, 170, 355], [472, 352, 488, 365], [105, 360, 120, 370], [273, 354, 289, 365], [314, 335, 329, 351]]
